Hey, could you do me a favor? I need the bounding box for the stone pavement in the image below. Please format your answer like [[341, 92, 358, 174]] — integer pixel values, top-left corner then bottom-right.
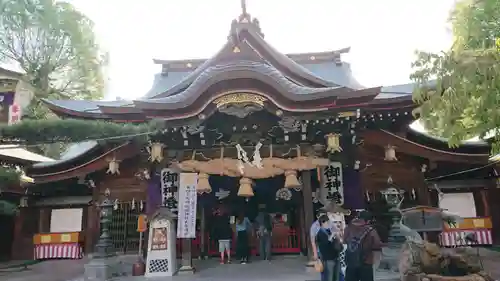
[[77, 256, 317, 281], [0, 258, 86, 281], [1, 248, 499, 281]]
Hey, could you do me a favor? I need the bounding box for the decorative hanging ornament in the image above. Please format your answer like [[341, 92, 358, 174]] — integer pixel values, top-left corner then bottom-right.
[[147, 142, 165, 163], [131, 198, 136, 210], [139, 200, 144, 211], [384, 145, 397, 161], [113, 199, 119, 210], [354, 160, 360, 170], [387, 175, 394, 184], [325, 133, 342, 153], [106, 157, 121, 175], [421, 164, 427, 173], [237, 177, 254, 197], [251, 142, 263, 168], [284, 170, 301, 189], [235, 142, 264, 174], [276, 188, 292, 201], [196, 173, 212, 194]]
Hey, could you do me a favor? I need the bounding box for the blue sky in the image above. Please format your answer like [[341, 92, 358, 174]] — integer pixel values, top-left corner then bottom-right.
[[71, 0, 456, 101]]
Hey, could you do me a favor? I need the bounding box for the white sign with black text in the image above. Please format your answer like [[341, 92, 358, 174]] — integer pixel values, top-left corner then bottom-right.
[[176, 173, 198, 238]]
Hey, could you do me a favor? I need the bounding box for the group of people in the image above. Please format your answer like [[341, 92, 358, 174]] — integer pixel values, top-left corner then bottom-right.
[[311, 209, 382, 281], [211, 205, 273, 264]]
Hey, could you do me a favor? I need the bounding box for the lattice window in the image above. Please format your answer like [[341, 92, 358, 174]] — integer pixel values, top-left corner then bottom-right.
[[148, 259, 169, 273]]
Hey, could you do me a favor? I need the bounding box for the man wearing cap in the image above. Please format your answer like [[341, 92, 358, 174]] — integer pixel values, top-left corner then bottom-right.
[[344, 210, 382, 281]]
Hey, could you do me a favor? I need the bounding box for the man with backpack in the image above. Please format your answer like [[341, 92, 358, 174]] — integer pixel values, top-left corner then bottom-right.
[[344, 211, 382, 281]]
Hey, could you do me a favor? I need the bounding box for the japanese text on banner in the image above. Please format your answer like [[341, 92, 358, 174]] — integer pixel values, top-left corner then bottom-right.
[[177, 173, 198, 238], [321, 162, 344, 205]]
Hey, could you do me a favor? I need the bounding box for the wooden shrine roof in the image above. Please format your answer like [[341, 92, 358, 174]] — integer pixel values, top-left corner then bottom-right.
[[40, 8, 418, 124]]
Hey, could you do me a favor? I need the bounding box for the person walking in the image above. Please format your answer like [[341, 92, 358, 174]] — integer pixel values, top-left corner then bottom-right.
[[255, 206, 273, 261], [235, 213, 252, 264], [344, 211, 382, 281], [316, 214, 343, 281]]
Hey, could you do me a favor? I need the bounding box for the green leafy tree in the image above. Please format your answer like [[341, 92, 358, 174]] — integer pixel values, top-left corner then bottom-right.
[[411, 0, 500, 152], [0, 0, 106, 119]]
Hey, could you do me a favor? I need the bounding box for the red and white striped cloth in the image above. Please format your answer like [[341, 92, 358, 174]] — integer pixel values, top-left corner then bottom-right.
[[439, 230, 493, 247], [34, 243, 83, 260]]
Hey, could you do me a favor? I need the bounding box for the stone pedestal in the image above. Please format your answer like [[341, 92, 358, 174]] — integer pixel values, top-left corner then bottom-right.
[[84, 257, 120, 281], [178, 238, 195, 275]]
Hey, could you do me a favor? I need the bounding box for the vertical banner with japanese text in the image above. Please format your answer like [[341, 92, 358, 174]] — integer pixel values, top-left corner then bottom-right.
[[320, 162, 344, 205], [177, 173, 198, 238], [161, 168, 179, 211]]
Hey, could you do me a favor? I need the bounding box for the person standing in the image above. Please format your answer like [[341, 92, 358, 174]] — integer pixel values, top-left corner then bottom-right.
[[344, 211, 382, 281], [316, 215, 342, 281], [311, 209, 339, 262], [235, 213, 252, 264], [212, 210, 233, 264], [255, 207, 273, 261]]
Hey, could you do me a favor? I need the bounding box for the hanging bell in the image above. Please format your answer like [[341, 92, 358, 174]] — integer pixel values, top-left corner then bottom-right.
[[284, 170, 301, 189], [197, 173, 212, 194], [237, 177, 254, 197]]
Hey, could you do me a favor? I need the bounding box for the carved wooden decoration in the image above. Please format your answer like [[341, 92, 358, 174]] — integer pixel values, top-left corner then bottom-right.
[[384, 145, 398, 161], [326, 133, 342, 153], [106, 157, 121, 175], [147, 142, 165, 163]]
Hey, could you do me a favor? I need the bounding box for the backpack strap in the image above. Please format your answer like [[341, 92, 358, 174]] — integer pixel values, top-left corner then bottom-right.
[[356, 226, 373, 246]]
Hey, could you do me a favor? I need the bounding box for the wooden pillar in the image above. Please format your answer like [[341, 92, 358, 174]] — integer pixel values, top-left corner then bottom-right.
[[301, 170, 314, 264], [299, 204, 307, 255], [480, 190, 490, 216], [86, 182, 100, 254], [199, 206, 207, 259], [178, 239, 195, 274], [11, 209, 24, 260], [85, 185, 100, 254]]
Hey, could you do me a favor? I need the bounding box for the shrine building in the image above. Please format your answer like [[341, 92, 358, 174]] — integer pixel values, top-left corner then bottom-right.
[[10, 4, 499, 262]]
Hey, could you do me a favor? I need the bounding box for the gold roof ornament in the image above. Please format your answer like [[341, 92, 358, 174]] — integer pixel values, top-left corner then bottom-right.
[[213, 93, 267, 108]]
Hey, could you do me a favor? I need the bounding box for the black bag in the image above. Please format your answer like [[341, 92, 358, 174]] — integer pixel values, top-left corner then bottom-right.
[[345, 227, 373, 268]]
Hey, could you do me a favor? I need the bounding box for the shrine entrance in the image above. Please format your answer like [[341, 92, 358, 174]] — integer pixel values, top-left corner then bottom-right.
[[198, 175, 302, 257]]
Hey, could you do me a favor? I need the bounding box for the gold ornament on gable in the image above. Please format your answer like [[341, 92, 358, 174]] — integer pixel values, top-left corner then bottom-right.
[[213, 93, 267, 108]]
